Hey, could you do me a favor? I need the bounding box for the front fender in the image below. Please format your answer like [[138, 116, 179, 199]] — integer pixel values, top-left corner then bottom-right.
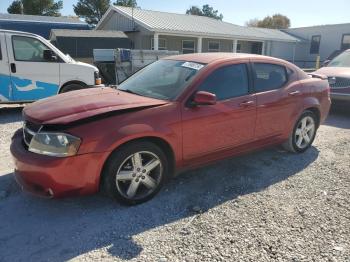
[[105, 124, 176, 153], [77, 122, 179, 156]]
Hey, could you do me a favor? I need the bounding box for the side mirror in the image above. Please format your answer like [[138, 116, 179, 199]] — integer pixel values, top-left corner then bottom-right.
[[43, 49, 57, 61], [322, 60, 330, 67], [193, 91, 217, 106]]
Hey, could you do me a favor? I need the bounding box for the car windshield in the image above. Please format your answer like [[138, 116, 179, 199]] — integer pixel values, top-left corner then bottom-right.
[[328, 51, 350, 67], [118, 60, 205, 100]]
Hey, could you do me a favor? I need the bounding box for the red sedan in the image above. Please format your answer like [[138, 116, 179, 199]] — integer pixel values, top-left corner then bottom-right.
[[11, 53, 331, 205]]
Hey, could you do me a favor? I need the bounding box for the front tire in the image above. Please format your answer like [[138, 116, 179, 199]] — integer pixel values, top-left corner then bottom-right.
[[283, 110, 317, 153], [102, 141, 168, 205]]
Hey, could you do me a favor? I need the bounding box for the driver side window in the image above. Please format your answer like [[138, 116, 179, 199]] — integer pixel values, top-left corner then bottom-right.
[[12, 36, 48, 62], [197, 63, 249, 100]]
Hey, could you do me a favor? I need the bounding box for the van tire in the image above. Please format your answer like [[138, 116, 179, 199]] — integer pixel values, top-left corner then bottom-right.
[[60, 83, 85, 93]]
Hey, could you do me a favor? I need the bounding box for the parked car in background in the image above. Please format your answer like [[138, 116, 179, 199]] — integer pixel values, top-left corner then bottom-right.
[[315, 49, 350, 103], [322, 49, 344, 67], [11, 53, 331, 205], [0, 30, 102, 103]]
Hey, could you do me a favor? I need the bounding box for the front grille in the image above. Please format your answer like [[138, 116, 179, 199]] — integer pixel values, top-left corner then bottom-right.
[[329, 77, 350, 89], [23, 121, 41, 146]]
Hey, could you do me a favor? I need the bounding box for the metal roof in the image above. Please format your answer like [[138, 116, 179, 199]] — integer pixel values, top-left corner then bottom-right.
[[0, 13, 86, 25], [50, 29, 127, 39], [287, 22, 350, 30], [98, 6, 299, 42]]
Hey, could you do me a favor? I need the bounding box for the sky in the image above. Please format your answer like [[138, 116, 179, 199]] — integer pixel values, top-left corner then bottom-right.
[[0, 0, 349, 27]]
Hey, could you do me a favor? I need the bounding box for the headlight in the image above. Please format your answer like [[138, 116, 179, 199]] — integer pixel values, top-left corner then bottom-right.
[[29, 132, 81, 157], [328, 77, 336, 86]]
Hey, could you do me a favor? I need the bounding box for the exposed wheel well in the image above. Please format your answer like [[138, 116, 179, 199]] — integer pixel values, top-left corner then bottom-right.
[[100, 136, 176, 187], [305, 107, 321, 128], [59, 81, 87, 93]]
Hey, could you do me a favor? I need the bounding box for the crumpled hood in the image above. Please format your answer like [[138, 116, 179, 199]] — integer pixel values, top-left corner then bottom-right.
[[23, 87, 168, 124], [315, 67, 350, 78]]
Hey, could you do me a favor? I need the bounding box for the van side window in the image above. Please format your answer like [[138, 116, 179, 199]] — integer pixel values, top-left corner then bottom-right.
[[253, 63, 287, 92], [12, 36, 48, 62], [0, 42, 2, 60], [198, 64, 249, 100]]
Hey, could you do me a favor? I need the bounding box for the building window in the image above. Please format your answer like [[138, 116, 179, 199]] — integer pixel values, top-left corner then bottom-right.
[[182, 40, 195, 54], [236, 43, 241, 53], [208, 41, 220, 52], [310, 35, 321, 54], [341, 34, 350, 50], [151, 38, 167, 50]]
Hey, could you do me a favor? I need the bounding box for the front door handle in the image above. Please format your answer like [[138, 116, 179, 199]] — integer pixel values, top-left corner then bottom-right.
[[289, 90, 300, 96], [239, 100, 255, 107], [10, 63, 16, 73]]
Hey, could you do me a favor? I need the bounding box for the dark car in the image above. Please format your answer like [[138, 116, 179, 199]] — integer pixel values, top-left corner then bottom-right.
[[11, 53, 331, 205]]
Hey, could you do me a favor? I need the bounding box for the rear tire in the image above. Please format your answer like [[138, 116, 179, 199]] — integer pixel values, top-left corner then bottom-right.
[[102, 141, 168, 205], [283, 110, 317, 153], [60, 83, 85, 93]]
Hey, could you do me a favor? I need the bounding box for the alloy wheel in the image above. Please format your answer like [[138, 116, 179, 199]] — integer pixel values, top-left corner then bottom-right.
[[115, 151, 163, 200], [294, 116, 316, 149]]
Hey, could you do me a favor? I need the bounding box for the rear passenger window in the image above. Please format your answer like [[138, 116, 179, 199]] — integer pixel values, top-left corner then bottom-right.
[[198, 64, 249, 100], [254, 63, 287, 92]]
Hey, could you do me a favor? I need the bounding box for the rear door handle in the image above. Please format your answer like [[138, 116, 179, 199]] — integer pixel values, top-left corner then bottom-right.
[[239, 100, 255, 107], [289, 90, 300, 96], [10, 63, 16, 73]]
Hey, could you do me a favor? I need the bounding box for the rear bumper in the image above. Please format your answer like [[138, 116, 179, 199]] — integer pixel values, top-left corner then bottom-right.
[[10, 129, 107, 198]]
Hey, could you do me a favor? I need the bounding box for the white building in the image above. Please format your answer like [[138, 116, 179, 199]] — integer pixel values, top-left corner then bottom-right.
[[284, 23, 350, 68], [96, 6, 300, 62], [96, 6, 350, 69]]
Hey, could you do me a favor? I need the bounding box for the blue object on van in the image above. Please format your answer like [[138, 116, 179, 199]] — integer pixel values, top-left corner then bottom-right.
[[119, 49, 131, 62]]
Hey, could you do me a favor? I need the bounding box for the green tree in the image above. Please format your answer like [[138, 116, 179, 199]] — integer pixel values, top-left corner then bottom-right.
[[201, 4, 223, 20], [74, 0, 111, 26], [114, 0, 138, 7], [7, 0, 63, 16], [245, 14, 291, 29], [186, 4, 223, 20], [245, 18, 259, 27], [7, 0, 23, 14], [185, 6, 202, 16]]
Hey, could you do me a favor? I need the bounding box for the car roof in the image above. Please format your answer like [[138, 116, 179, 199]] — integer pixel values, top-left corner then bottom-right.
[[164, 52, 286, 64]]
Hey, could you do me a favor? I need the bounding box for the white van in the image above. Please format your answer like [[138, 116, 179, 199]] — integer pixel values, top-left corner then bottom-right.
[[0, 29, 102, 103]]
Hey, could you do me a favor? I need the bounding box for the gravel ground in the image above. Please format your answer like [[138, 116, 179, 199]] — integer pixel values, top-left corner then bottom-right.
[[0, 105, 349, 262]]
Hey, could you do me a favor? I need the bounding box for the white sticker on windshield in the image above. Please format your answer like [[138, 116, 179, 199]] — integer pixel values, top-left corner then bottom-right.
[[181, 62, 204, 70]]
